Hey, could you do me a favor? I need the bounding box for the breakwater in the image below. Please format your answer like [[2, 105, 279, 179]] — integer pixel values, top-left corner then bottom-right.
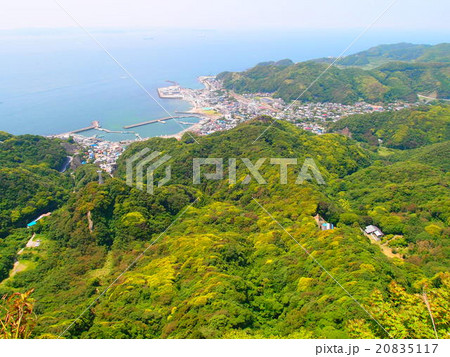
[[123, 115, 202, 129]]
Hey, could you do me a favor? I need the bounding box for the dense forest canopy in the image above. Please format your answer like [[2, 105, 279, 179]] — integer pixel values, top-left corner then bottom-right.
[[329, 105, 450, 149], [0, 134, 73, 283], [0, 132, 67, 170], [1, 110, 448, 338], [0, 134, 71, 237]]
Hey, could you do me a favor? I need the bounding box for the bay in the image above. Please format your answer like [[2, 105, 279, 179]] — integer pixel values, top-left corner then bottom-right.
[[0, 28, 447, 141]]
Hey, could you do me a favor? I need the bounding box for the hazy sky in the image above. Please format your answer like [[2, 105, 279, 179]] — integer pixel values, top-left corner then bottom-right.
[[1, 0, 450, 31]]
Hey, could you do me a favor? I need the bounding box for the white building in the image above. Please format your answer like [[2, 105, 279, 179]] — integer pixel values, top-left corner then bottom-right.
[[364, 225, 384, 241]]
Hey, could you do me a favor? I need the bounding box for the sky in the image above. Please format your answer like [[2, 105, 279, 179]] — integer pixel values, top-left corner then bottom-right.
[[1, 0, 450, 31]]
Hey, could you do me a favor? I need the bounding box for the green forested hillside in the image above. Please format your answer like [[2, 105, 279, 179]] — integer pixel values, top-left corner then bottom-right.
[[328, 161, 449, 274], [0, 134, 71, 281], [314, 43, 450, 67], [0, 166, 69, 234], [218, 45, 450, 103], [1, 117, 448, 339], [390, 141, 450, 171], [0, 134, 71, 236], [0, 132, 67, 170], [329, 105, 450, 149]]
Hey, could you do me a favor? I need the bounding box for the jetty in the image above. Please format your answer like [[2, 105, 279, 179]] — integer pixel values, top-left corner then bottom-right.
[[123, 115, 202, 129], [96, 127, 131, 134], [59, 121, 133, 137], [67, 121, 100, 134]]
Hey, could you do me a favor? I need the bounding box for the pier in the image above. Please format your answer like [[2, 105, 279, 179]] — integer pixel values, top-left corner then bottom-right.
[[70, 126, 95, 134], [97, 127, 131, 134], [61, 121, 133, 136], [59, 115, 204, 137], [65, 121, 100, 134], [123, 115, 202, 129]]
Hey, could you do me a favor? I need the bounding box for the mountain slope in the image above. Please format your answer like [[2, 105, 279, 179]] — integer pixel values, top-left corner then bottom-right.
[[218, 44, 450, 104], [328, 105, 450, 149], [1, 118, 448, 339], [0, 133, 71, 236], [314, 43, 450, 67]]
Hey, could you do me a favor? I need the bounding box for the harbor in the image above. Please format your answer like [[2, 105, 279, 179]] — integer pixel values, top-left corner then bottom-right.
[[54, 74, 418, 144]]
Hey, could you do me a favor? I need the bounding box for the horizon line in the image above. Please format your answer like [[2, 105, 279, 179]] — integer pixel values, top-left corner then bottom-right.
[[1, 25, 450, 33]]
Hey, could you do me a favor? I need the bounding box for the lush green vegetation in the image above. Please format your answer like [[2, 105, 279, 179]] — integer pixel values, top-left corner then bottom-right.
[[0, 166, 70, 235], [0, 113, 448, 339], [0, 230, 30, 282], [218, 44, 450, 103], [328, 161, 449, 275], [329, 105, 450, 149], [0, 132, 67, 170], [0, 133, 72, 283], [390, 141, 450, 171], [0, 133, 71, 237], [314, 43, 450, 67]]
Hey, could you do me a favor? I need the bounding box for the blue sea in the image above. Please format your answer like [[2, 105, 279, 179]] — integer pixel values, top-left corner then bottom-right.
[[0, 27, 448, 141]]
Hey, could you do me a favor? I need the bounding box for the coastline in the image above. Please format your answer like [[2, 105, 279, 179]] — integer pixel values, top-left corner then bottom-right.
[[158, 117, 208, 140], [52, 75, 218, 143], [156, 76, 220, 139]]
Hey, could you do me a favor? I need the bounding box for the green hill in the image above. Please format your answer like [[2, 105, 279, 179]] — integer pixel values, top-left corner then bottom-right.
[[0, 133, 72, 281], [390, 141, 450, 171], [314, 43, 450, 67], [1, 118, 448, 339], [218, 43, 450, 104], [329, 105, 450, 149], [0, 133, 71, 235], [0, 132, 67, 170]]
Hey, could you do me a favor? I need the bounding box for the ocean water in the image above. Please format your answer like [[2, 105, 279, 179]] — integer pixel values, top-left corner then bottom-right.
[[0, 28, 448, 141]]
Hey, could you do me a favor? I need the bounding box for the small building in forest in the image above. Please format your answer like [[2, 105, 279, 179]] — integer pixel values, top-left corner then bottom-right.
[[314, 214, 334, 231], [364, 225, 384, 241], [321, 222, 334, 231]]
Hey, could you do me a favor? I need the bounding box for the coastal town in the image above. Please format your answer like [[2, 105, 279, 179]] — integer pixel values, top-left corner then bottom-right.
[[177, 76, 416, 135], [53, 75, 418, 173], [59, 134, 125, 174]]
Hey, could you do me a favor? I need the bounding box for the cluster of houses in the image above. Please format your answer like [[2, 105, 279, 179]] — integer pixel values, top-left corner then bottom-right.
[[85, 140, 124, 173], [286, 102, 384, 123], [180, 76, 419, 137], [166, 75, 419, 138]]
